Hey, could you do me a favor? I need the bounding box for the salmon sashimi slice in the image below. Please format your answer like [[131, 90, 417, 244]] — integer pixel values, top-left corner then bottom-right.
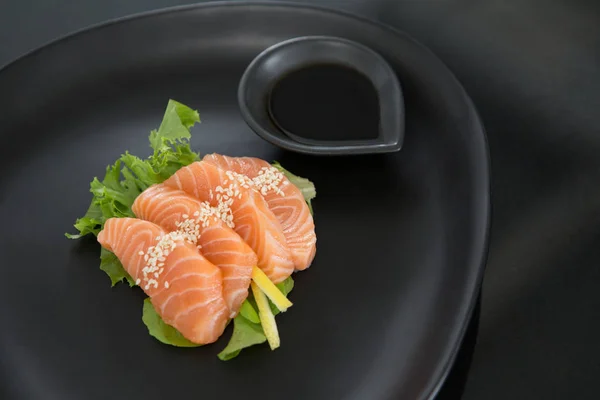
[[162, 161, 294, 284], [203, 154, 317, 270], [97, 217, 229, 344], [131, 184, 256, 317]]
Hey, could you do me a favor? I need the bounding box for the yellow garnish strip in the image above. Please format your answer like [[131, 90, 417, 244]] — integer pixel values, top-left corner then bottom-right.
[[251, 281, 280, 350], [251, 266, 293, 312]]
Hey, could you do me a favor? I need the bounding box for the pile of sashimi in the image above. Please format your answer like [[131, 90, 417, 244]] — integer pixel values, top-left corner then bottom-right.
[[66, 100, 317, 360]]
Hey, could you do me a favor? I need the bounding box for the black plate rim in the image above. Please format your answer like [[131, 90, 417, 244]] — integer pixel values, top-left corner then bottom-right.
[[0, 2, 491, 399]]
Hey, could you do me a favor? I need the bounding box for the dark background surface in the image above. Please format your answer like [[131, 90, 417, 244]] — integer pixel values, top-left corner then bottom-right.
[[1, 0, 599, 399]]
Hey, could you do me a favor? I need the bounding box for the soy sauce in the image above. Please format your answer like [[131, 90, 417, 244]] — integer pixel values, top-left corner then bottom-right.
[[268, 64, 380, 141]]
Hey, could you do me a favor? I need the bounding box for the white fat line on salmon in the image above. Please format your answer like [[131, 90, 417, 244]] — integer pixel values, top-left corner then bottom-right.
[[225, 167, 287, 197]]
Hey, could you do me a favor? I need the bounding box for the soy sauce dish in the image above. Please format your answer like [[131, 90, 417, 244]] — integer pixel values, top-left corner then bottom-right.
[[238, 36, 405, 155]]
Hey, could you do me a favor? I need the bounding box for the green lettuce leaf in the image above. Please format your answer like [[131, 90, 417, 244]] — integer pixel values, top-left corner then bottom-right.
[[67, 100, 200, 238], [276, 276, 295, 296], [120, 99, 202, 186], [142, 298, 201, 347], [150, 99, 200, 153], [217, 315, 267, 361], [272, 161, 316, 214], [239, 300, 260, 324], [65, 202, 103, 239], [66, 100, 201, 284], [90, 161, 139, 220], [99, 248, 135, 287]]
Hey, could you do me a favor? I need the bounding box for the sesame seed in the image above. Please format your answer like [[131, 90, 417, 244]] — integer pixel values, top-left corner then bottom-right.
[[164, 281, 170, 289], [223, 167, 285, 198]]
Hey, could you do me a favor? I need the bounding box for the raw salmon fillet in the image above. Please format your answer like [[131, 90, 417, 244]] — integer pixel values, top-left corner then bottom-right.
[[132, 184, 256, 316], [162, 161, 294, 283], [203, 154, 316, 270], [97, 217, 229, 344]]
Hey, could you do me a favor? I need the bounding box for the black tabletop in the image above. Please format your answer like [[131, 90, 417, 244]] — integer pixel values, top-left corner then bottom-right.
[[2, 1, 599, 399]]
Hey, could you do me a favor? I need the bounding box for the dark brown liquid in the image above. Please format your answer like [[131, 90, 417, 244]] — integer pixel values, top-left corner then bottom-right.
[[268, 64, 380, 141]]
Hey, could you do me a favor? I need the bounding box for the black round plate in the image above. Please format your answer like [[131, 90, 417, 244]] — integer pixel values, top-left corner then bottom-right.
[[0, 3, 489, 400]]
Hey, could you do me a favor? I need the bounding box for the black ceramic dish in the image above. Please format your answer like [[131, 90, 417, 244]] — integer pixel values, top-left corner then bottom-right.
[[238, 36, 405, 155], [0, 2, 489, 400]]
